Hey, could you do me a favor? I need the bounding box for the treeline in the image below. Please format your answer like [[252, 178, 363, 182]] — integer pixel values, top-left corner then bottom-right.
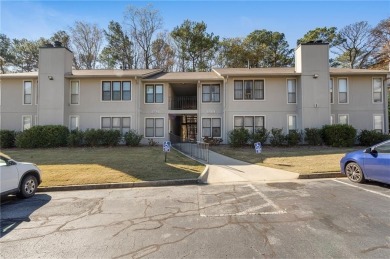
[[0, 4, 389, 73]]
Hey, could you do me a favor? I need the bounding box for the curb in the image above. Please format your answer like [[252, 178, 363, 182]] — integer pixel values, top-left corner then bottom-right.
[[37, 166, 210, 192], [298, 172, 346, 179]]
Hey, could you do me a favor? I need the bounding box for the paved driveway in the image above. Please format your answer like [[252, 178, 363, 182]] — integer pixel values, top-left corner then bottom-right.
[[1, 179, 389, 258]]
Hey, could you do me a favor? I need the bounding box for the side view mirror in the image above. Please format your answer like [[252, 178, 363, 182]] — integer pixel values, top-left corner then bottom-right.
[[364, 148, 378, 155], [6, 160, 16, 166]]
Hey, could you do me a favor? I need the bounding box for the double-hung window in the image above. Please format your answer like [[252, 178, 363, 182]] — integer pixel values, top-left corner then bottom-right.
[[69, 116, 79, 130], [23, 81, 32, 105], [102, 81, 131, 101], [145, 84, 163, 103], [373, 115, 383, 133], [287, 79, 296, 103], [288, 115, 297, 133], [202, 118, 221, 138], [338, 114, 349, 125], [22, 115, 32, 131], [234, 116, 265, 134], [372, 78, 383, 103], [202, 84, 220, 102], [145, 118, 164, 137], [101, 117, 131, 135], [70, 81, 80, 104], [329, 78, 334, 104], [234, 80, 264, 100], [338, 78, 348, 103]]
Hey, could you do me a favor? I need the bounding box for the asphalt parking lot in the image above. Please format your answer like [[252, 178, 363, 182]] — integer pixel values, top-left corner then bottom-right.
[[1, 178, 390, 258]]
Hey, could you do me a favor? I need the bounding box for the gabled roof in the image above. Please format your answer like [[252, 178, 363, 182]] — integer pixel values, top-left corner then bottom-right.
[[65, 69, 163, 78], [213, 67, 298, 77], [143, 72, 223, 81]]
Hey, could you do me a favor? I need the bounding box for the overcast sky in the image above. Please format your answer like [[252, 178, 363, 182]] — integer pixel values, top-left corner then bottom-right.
[[1, 0, 389, 48]]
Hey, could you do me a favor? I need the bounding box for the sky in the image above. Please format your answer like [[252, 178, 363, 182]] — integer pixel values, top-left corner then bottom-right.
[[1, 0, 389, 48]]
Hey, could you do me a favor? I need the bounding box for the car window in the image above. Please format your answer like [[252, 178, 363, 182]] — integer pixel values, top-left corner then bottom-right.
[[375, 142, 390, 154], [0, 158, 7, 166]]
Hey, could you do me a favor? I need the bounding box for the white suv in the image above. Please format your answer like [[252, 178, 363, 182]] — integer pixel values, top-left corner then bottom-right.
[[0, 154, 42, 198]]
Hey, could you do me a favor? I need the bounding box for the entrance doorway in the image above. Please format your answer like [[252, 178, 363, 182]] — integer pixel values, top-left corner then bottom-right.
[[170, 115, 197, 142]]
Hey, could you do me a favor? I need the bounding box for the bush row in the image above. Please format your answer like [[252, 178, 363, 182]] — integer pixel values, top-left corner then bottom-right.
[[227, 125, 390, 147], [0, 126, 143, 148]]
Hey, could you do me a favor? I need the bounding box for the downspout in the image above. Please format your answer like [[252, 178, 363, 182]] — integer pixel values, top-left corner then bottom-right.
[[135, 76, 139, 132], [384, 76, 390, 133], [197, 80, 201, 142], [223, 75, 228, 144]]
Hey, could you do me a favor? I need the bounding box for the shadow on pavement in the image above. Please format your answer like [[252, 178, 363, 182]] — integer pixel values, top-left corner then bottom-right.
[[0, 194, 51, 238]]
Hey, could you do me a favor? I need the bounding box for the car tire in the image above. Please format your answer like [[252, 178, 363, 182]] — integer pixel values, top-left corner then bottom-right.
[[345, 162, 365, 183], [18, 175, 38, 198]]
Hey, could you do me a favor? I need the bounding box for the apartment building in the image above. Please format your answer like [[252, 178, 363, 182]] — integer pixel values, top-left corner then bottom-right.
[[0, 42, 388, 144]]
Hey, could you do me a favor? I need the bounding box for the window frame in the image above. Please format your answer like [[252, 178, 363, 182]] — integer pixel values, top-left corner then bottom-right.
[[287, 114, 297, 133], [69, 115, 80, 130], [144, 117, 165, 138], [373, 114, 383, 133], [145, 84, 164, 104], [70, 80, 80, 105], [23, 80, 32, 105], [22, 115, 32, 131], [338, 114, 349, 125], [330, 114, 335, 125], [372, 77, 383, 104], [233, 79, 265, 101], [202, 84, 221, 103], [338, 78, 349, 104], [201, 117, 222, 138], [101, 81, 132, 102], [233, 115, 265, 134], [287, 79, 297, 104], [329, 78, 334, 104], [100, 116, 131, 135]]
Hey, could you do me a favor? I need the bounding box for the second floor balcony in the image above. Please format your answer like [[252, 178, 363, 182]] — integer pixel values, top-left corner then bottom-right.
[[169, 96, 197, 110]]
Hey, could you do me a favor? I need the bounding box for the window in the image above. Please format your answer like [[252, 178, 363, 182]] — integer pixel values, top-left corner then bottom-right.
[[145, 84, 163, 103], [329, 78, 334, 103], [23, 81, 32, 104], [287, 79, 296, 103], [202, 84, 220, 102], [338, 78, 348, 103], [373, 115, 383, 133], [145, 118, 164, 137], [288, 115, 297, 133], [101, 117, 131, 135], [69, 116, 79, 130], [375, 141, 390, 154], [202, 118, 221, 137], [372, 78, 383, 103], [102, 81, 131, 101], [22, 115, 32, 131], [70, 81, 80, 105], [338, 114, 349, 125], [234, 80, 264, 100], [234, 116, 265, 134], [330, 114, 335, 125]]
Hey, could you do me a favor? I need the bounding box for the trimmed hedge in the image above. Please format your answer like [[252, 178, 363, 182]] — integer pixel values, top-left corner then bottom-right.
[[0, 130, 17, 148], [251, 128, 269, 145], [304, 128, 323, 146], [84, 129, 121, 147], [357, 130, 390, 146], [228, 128, 250, 147], [286, 130, 301, 146], [124, 130, 143, 146], [270, 128, 286, 146], [16, 125, 69, 148], [67, 129, 85, 147], [321, 124, 356, 147]]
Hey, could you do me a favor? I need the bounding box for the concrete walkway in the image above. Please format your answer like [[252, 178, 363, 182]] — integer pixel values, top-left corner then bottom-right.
[[203, 150, 299, 184]]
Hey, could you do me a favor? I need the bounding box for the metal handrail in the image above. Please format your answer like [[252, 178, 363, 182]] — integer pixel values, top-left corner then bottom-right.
[[169, 133, 209, 163]]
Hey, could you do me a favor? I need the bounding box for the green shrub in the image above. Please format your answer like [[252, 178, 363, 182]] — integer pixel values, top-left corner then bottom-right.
[[228, 128, 250, 147], [357, 130, 390, 146], [0, 130, 17, 148], [16, 125, 69, 148], [286, 130, 301, 146], [67, 129, 84, 147], [84, 129, 121, 147], [251, 128, 269, 145], [304, 128, 323, 146], [270, 128, 286, 146], [124, 130, 143, 146], [321, 124, 357, 147]]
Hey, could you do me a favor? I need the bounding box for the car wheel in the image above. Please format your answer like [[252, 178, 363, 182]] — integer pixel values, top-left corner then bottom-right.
[[345, 162, 365, 183], [18, 175, 38, 198]]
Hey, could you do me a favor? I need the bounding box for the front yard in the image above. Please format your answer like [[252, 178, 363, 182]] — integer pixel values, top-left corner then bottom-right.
[[2, 147, 205, 187], [210, 145, 358, 174]]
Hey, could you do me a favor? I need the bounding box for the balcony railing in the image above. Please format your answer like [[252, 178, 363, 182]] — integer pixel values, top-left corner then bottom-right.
[[170, 96, 197, 110]]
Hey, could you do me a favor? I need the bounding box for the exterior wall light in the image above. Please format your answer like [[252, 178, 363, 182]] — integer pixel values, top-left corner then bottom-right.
[[313, 74, 319, 79], [48, 76, 54, 80]]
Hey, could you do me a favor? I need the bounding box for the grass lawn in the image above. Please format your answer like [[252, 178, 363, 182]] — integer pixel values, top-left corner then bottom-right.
[[210, 145, 360, 174], [1, 147, 205, 187]]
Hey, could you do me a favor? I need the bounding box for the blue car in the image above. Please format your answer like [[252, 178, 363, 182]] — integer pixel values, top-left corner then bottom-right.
[[340, 140, 390, 184]]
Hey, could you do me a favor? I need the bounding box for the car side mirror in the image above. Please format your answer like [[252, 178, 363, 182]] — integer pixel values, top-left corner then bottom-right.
[[364, 148, 371, 153], [6, 160, 16, 166]]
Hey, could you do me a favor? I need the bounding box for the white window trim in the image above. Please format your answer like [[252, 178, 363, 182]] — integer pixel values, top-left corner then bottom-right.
[[329, 78, 334, 104], [22, 115, 33, 131], [69, 115, 80, 130], [144, 117, 165, 138], [70, 80, 80, 105], [373, 114, 384, 132], [232, 115, 267, 133], [337, 78, 349, 104], [287, 114, 298, 134], [338, 114, 349, 125], [330, 114, 335, 125], [23, 80, 33, 105], [201, 83, 222, 104], [100, 80, 133, 102], [201, 117, 222, 138], [144, 83, 165, 105], [100, 115, 132, 129], [232, 78, 266, 102], [372, 77, 383, 104], [286, 78, 297, 104]]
